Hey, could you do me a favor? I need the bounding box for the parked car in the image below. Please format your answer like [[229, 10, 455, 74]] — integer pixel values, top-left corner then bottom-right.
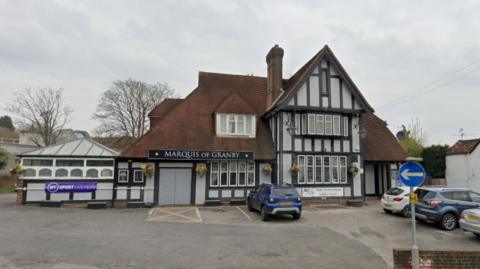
[[459, 208, 480, 238], [414, 186, 480, 230], [381, 186, 415, 217], [247, 183, 302, 221]]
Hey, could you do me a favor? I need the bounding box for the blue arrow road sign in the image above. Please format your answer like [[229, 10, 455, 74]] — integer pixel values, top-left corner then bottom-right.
[[399, 162, 426, 187]]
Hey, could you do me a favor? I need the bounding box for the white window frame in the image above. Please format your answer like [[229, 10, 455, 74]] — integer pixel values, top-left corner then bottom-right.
[[133, 169, 144, 183], [339, 156, 347, 183], [323, 156, 331, 183], [220, 161, 229, 187], [297, 155, 306, 184], [331, 156, 339, 183], [306, 155, 314, 184], [211, 161, 255, 187], [210, 161, 219, 187], [308, 114, 316, 135], [216, 113, 256, 138], [315, 156, 323, 183], [238, 161, 246, 186], [229, 161, 238, 187], [316, 114, 324, 135], [118, 169, 129, 183], [324, 115, 333, 135], [343, 117, 349, 137], [301, 114, 307, 135], [333, 115, 341, 136]]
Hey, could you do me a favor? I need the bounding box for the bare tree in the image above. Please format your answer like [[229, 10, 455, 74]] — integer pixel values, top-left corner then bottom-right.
[[5, 88, 73, 146], [93, 79, 176, 138]]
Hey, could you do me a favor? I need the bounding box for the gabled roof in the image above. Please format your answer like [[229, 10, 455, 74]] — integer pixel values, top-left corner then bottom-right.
[[214, 92, 257, 114], [148, 98, 183, 118], [121, 72, 275, 160], [270, 45, 374, 113], [447, 139, 480, 155], [361, 113, 407, 162], [20, 138, 119, 157]]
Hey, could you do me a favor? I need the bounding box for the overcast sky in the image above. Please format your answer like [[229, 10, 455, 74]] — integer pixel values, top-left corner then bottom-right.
[[1, 0, 479, 145]]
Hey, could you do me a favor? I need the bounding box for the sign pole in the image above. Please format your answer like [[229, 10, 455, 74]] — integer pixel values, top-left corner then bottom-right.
[[399, 159, 424, 269], [410, 186, 420, 269]]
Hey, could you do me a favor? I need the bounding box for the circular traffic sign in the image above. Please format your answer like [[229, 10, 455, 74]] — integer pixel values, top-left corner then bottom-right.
[[399, 162, 426, 187]]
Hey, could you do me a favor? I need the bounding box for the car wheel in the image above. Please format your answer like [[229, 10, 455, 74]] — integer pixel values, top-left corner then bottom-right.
[[474, 233, 480, 238], [441, 213, 457, 231], [383, 209, 392, 214], [401, 205, 411, 218], [260, 205, 269, 221], [292, 212, 301, 220]]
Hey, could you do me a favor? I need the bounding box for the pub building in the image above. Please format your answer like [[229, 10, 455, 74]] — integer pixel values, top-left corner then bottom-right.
[[116, 44, 407, 206]]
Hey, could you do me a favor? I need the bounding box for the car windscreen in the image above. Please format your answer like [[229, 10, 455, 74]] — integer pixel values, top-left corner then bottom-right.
[[386, 188, 404, 195], [272, 188, 298, 196]]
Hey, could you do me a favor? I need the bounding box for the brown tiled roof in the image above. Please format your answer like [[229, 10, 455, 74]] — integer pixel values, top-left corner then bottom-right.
[[447, 139, 480, 155], [93, 136, 137, 153], [361, 113, 407, 162], [148, 98, 182, 117], [271, 45, 374, 113], [121, 72, 275, 160]]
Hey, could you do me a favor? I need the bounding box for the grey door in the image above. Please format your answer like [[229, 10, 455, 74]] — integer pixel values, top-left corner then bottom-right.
[[158, 168, 192, 205]]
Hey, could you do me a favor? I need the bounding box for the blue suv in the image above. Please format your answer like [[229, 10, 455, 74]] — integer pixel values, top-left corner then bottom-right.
[[414, 186, 480, 230], [247, 183, 302, 221]]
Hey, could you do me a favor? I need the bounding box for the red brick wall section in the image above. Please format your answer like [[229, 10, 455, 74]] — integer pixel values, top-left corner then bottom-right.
[[393, 249, 480, 269], [15, 179, 23, 206]]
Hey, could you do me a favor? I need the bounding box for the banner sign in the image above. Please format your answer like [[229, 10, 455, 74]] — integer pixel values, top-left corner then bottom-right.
[[45, 181, 97, 193], [301, 187, 344, 197], [148, 150, 254, 160]]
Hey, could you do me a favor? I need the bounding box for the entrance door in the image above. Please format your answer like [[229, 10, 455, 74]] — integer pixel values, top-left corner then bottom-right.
[[158, 168, 192, 205]]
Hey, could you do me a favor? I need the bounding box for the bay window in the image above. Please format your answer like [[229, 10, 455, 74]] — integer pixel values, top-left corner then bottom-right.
[[216, 113, 256, 137]]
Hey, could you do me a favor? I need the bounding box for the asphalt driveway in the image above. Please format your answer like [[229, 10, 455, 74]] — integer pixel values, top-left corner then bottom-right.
[[0, 193, 478, 269]]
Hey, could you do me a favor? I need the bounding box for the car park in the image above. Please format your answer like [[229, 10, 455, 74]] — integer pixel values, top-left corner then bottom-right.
[[414, 186, 480, 230], [459, 208, 480, 238], [381, 186, 414, 217], [247, 183, 302, 221]]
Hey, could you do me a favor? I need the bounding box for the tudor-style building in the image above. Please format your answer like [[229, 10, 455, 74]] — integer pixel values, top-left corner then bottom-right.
[[117, 44, 406, 206]]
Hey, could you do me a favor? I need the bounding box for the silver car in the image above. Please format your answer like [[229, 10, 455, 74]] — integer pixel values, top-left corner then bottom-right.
[[459, 208, 480, 237]]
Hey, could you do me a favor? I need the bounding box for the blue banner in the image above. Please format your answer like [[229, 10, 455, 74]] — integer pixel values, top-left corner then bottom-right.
[[45, 181, 97, 193]]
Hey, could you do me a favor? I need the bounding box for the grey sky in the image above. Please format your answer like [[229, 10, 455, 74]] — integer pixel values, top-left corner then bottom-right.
[[1, 0, 479, 145]]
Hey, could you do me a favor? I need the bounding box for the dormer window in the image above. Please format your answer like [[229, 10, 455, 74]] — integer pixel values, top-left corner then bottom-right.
[[216, 113, 256, 138]]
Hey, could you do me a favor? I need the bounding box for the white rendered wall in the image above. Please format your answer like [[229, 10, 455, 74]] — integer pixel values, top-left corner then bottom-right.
[[195, 173, 206, 205]]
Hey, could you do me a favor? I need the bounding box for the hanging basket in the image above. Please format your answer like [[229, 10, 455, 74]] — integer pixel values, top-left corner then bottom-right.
[[196, 163, 207, 177], [262, 163, 272, 175], [349, 165, 359, 177], [9, 164, 23, 176], [290, 164, 301, 176], [140, 163, 154, 177]]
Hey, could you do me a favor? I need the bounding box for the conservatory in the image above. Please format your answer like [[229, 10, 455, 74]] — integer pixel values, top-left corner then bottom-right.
[[16, 138, 119, 204]]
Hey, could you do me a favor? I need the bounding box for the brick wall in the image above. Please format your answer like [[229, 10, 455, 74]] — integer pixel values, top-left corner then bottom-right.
[[15, 178, 23, 205], [393, 249, 480, 269]]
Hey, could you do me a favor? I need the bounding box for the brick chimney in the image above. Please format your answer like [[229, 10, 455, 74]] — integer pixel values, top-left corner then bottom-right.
[[266, 44, 284, 108]]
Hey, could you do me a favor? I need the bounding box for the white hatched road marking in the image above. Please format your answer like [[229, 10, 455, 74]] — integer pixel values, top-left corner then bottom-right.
[[147, 207, 201, 223], [195, 207, 202, 222], [236, 206, 253, 221]]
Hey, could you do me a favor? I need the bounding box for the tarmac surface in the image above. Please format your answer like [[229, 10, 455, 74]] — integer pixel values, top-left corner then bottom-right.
[[0, 193, 478, 269]]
